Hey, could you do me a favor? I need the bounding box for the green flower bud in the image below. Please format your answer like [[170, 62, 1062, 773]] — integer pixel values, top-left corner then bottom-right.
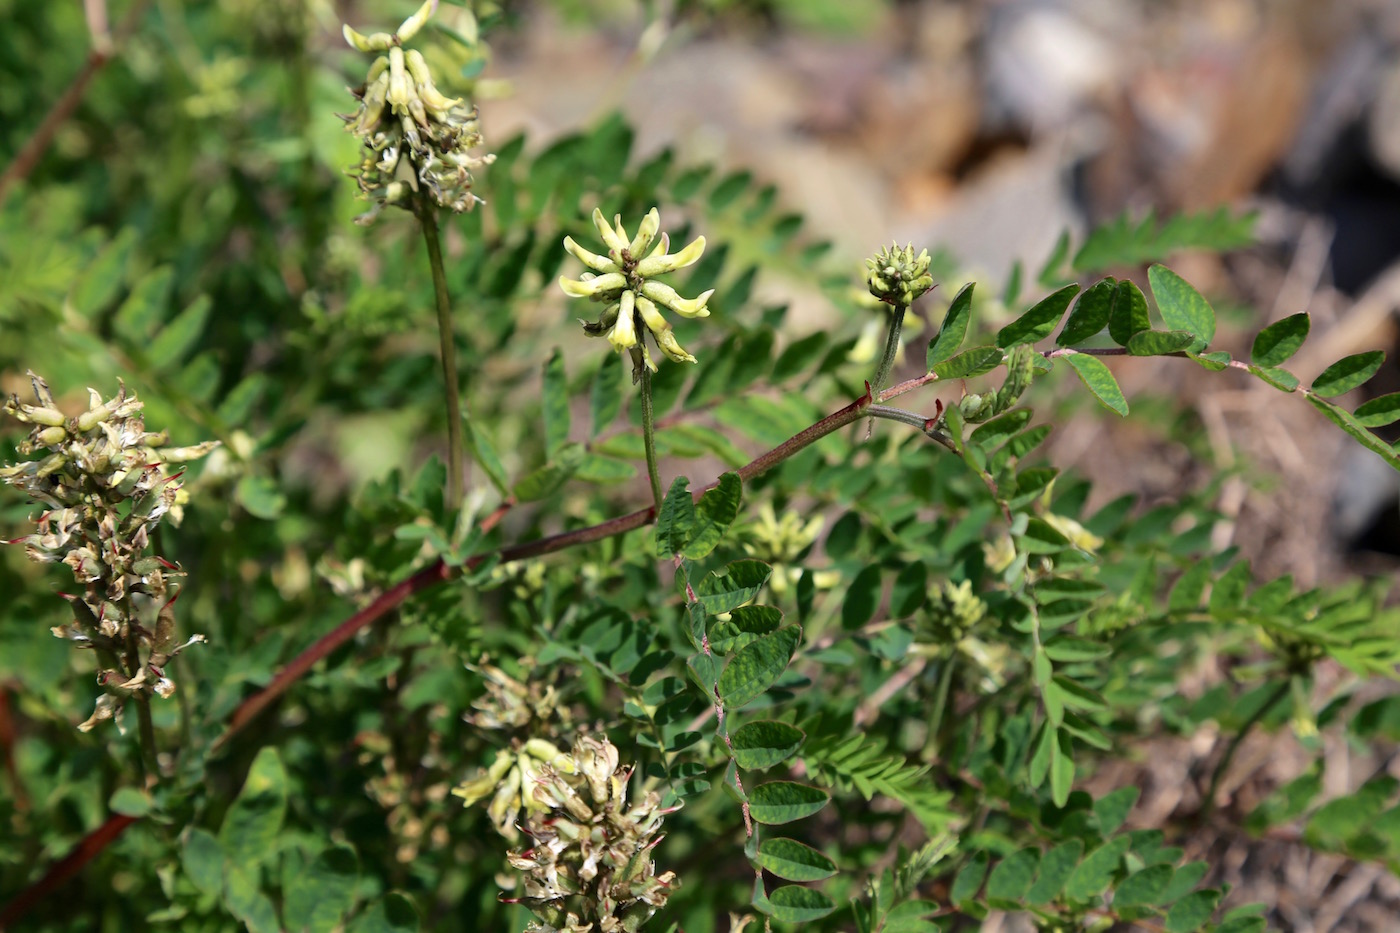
[[865, 241, 935, 308]]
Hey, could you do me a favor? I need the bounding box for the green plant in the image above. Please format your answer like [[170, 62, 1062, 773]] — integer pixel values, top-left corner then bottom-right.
[[3, 4, 1399, 933]]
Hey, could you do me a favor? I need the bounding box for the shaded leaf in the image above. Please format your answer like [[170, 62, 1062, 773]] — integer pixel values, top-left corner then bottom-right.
[[764, 885, 836, 922], [1065, 354, 1128, 416], [748, 781, 831, 824], [685, 472, 743, 560], [997, 284, 1080, 348], [1311, 351, 1385, 397], [697, 560, 773, 614], [719, 624, 801, 708], [932, 346, 1004, 380], [1056, 278, 1115, 346], [1251, 313, 1310, 367], [1149, 265, 1215, 350], [756, 838, 838, 882], [732, 720, 805, 770], [927, 282, 975, 367]]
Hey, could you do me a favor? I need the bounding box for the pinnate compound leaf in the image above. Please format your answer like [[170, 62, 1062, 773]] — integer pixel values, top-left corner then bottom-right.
[[951, 851, 990, 904], [1354, 392, 1400, 428], [1127, 330, 1195, 356], [68, 228, 136, 317], [756, 838, 838, 882], [347, 893, 419, 933], [997, 284, 1080, 348], [1251, 312, 1310, 367], [697, 560, 772, 614], [148, 295, 212, 368], [732, 720, 805, 770], [1311, 351, 1385, 397], [1026, 839, 1083, 904], [219, 747, 287, 870], [113, 265, 174, 343], [655, 477, 696, 557], [1094, 786, 1140, 834], [764, 885, 836, 922], [719, 624, 801, 708], [932, 346, 1003, 380], [748, 781, 830, 824], [927, 282, 975, 368], [1056, 278, 1115, 346], [1149, 265, 1215, 350], [284, 845, 359, 933], [684, 472, 742, 560], [1065, 354, 1128, 416]]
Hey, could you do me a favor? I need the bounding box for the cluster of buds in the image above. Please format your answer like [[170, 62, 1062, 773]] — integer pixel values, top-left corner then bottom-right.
[[741, 503, 839, 596], [560, 208, 713, 381], [866, 242, 934, 309], [453, 736, 576, 840], [340, 0, 494, 223], [2, 373, 217, 731], [505, 735, 679, 933], [924, 580, 987, 644]]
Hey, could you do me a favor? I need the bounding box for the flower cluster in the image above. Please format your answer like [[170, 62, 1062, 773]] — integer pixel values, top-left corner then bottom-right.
[[865, 242, 934, 309], [924, 580, 987, 644], [2, 373, 217, 731], [505, 735, 679, 933], [741, 503, 839, 596], [560, 208, 712, 380], [340, 0, 493, 223]]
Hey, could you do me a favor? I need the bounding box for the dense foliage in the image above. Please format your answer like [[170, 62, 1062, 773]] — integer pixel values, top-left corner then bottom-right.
[[3, 3, 1399, 932]]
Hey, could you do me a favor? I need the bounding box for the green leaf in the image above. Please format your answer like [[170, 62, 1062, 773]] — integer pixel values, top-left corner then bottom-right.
[[512, 443, 585, 501], [697, 560, 772, 614], [890, 562, 929, 618], [1149, 265, 1215, 350], [748, 781, 830, 824], [1050, 729, 1074, 807], [1038, 230, 1071, 285], [1158, 861, 1209, 903], [1065, 354, 1128, 416], [543, 349, 570, 457], [1249, 365, 1300, 392], [1113, 864, 1173, 907], [932, 346, 1004, 380], [1193, 350, 1232, 371], [773, 332, 829, 383], [219, 747, 288, 870], [1072, 207, 1255, 273], [685, 472, 743, 560], [756, 838, 838, 882], [109, 786, 153, 817], [1056, 278, 1115, 346], [464, 416, 510, 495], [710, 169, 753, 211], [840, 565, 883, 629], [283, 845, 359, 933], [1107, 280, 1150, 346], [346, 893, 419, 933], [1311, 351, 1385, 397], [718, 624, 801, 708], [147, 295, 211, 368], [224, 864, 280, 933], [181, 828, 225, 897], [236, 475, 286, 521], [951, 851, 990, 904], [112, 266, 174, 343], [764, 885, 836, 922], [574, 454, 635, 484], [1094, 786, 1139, 834], [732, 720, 805, 770], [1063, 836, 1130, 900], [1127, 329, 1195, 356], [987, 847, 1040, 902], [589, 350, 625, 438], [216, 372, 269, 426], [1305, 395, 1400, 471], [1165, 889, 1222, 933], [997, 284, 1080, 348], [927, 282, 975, 367], [971, 409, 1033, 451], [1354, 392, 1400, 428], [1025, 839, 1083, 904], [1251, 312, 1310, 367], [68, 228, 136, 317], [655, 476, 697, 557]]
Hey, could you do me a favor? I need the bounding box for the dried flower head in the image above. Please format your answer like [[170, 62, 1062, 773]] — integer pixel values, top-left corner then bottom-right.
[[505, 735, 679, 933], [340, 0, 494, 223], [2, 372, 217, 730], [560, 207, 712, 381], [453, 737, 576, 840], [866, 242, 934, 309]]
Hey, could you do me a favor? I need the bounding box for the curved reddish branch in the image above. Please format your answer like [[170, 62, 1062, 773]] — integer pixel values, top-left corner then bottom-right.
[[0, 814, 139, 930]]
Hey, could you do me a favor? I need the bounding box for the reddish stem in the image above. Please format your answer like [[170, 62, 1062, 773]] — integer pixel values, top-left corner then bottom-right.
[[0, 814, 139, 929]]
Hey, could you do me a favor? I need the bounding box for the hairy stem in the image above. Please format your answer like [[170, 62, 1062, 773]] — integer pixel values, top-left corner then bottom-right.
[[418, 201, 467, 511], [1203, 678, 1291, 816], [872, 305, 908, 397], [639, 365, 664, 515]]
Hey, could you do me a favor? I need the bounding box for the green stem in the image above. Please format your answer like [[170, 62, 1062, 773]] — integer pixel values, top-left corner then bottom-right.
[[639, 365, 664, 515], [872, 305, 908, 398], [418, 201, 467, 511], [1203, 678, 1291, 816], [924, 653, 957, 760], [123, 626, 159, 782]]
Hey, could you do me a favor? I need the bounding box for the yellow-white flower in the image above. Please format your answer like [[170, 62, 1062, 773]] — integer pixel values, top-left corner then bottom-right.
[[561, 207, 713, 379]]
